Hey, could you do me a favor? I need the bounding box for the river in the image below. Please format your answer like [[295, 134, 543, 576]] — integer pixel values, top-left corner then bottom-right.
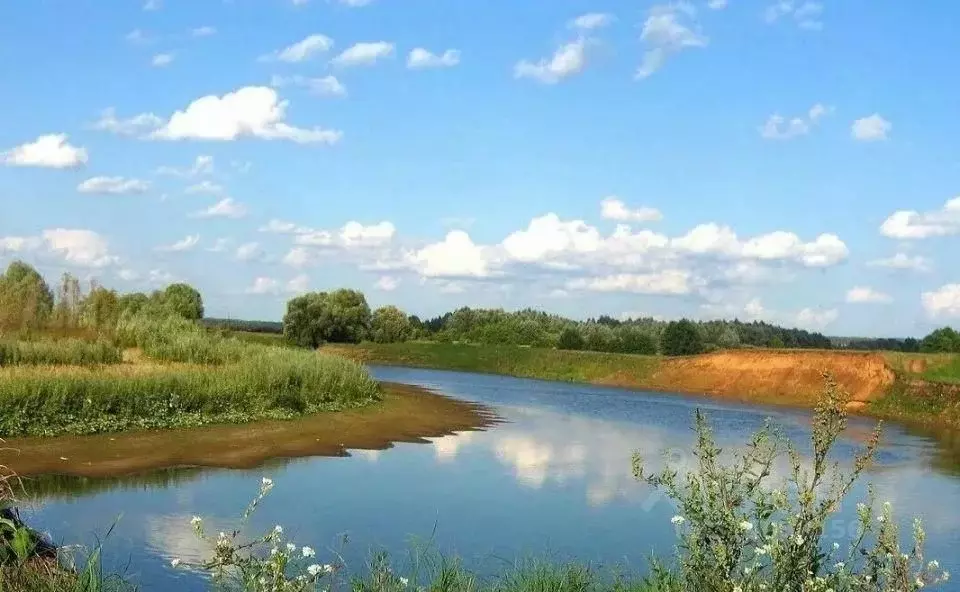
[[15, 366, 960, 589]]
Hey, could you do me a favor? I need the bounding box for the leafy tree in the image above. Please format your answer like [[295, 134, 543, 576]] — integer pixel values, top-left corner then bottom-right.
[[618, 326, 658, 355], [82, 286, 120, 331], [558, 327, 585, 350], [0, 260, 54, 330], [717, 327, 741, 349], [51, 273, 84, 329], [920, 326, 960, 353], [370, 305, 413, 343], [283, 289, 371, 348], [162, 283, 204, 320], [661, 319, 704, 356], [118, 292, 150, 316]]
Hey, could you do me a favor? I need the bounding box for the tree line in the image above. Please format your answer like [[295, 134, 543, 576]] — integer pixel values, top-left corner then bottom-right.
[[0, 260, 204, 335], [279, 289, 839, 355], [5, 262, 954, 356]]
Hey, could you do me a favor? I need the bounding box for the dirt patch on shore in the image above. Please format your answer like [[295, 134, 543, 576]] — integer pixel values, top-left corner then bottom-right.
[[639, 350, 895, 405], [0, 383, 499, 479]]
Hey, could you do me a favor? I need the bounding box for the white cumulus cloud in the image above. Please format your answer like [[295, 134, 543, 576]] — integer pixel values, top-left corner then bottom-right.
[[150, 86, 341, 144], [375, 276, 399, 291], [157, 234, 200, 252], [184, 180, 224, 195], [636, 3, 707, 79], [514, 38, 588, 84], [851, 114, 892, 141], [600, 197, 662, 223], [566, 270, 694, 295], [151, 53, 174, 67], [91, 108, 164, 136], [408, 231, 491, 278], [922, 284, 960, 318], [845, 286, 892, 304], [42, 229, 118, 267], [880, 196, 960, 239], [77, 176, 150, 195], [262, 34, 334, 63], [191, 198, 247, 219], [760, 103, 832, 140], [867, 253, 931, 272], [2, 134, 88, 168], [569, 13, 614, 30], [407, 48, 461, 69], [331, 42, 394, 67]]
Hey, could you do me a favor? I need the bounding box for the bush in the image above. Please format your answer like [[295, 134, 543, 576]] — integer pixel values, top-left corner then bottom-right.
[[558, 327, 585, 351], [633, 374, 950, 591], [661, 319, 704, 356], [370, 306, 413, 343]]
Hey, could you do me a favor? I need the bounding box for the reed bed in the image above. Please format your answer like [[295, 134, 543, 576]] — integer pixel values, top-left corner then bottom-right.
[[0, 347, 380, 437], [0, 339, 122, 367]]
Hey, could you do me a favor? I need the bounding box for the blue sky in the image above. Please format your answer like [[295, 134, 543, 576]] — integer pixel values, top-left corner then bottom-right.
[[1, 0, 959, 337]]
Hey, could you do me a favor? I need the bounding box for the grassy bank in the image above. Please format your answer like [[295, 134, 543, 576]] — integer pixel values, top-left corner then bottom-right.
[[325, 342, 893, 402], [0, 316, 381, 438], [327, 342, 960, 429], [325, 341, 663, 384], [4, 383, 497, 480]]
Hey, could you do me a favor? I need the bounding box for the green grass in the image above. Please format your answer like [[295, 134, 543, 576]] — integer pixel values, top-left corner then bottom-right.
[[229, 331, 291, 348], [0, 339, 122, 367], [0, 347, 380, 437], [329, 342, 663, 385]]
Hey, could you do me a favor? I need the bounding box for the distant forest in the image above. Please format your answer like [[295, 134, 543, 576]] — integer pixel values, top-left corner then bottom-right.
[[205, 306, 960, 355]]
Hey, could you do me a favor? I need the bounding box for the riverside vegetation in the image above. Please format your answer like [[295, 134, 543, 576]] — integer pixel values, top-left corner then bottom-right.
[[0, 261, 380, 438], [1, 375, 949, 591]]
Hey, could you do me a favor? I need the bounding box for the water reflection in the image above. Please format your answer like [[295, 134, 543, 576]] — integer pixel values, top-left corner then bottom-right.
[[14, 367, 960, 591]]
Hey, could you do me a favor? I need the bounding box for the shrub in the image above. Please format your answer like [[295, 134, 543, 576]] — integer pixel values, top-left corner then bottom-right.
[[370, 306, 413, 344], [632, 374, 950, 591], [661, 320, 704, 356], [557, 327, 585, 351]]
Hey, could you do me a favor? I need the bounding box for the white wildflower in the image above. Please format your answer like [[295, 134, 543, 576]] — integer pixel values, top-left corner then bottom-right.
[[308, 564, 323, 576], [286, 543, 296, 553], [739, 520, 754, 532], [671, 515, 685, 525], [262, 477, 273, 488], [190, 516, 202, 527], [274, 525, 283, 535], [400, 577, 409, 586], [302, 546, 316, 558]]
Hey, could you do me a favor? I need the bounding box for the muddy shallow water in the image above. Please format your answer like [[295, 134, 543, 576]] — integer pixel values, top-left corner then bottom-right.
[[8, 367, 960, 590]]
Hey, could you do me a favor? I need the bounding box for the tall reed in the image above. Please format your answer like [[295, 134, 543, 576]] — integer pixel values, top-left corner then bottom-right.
[[0, 348, 380, 437], [0, 339, 121, 367]]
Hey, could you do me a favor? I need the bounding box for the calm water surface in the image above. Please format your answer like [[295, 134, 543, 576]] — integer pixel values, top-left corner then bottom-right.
[[20, 367, 960, 589]]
